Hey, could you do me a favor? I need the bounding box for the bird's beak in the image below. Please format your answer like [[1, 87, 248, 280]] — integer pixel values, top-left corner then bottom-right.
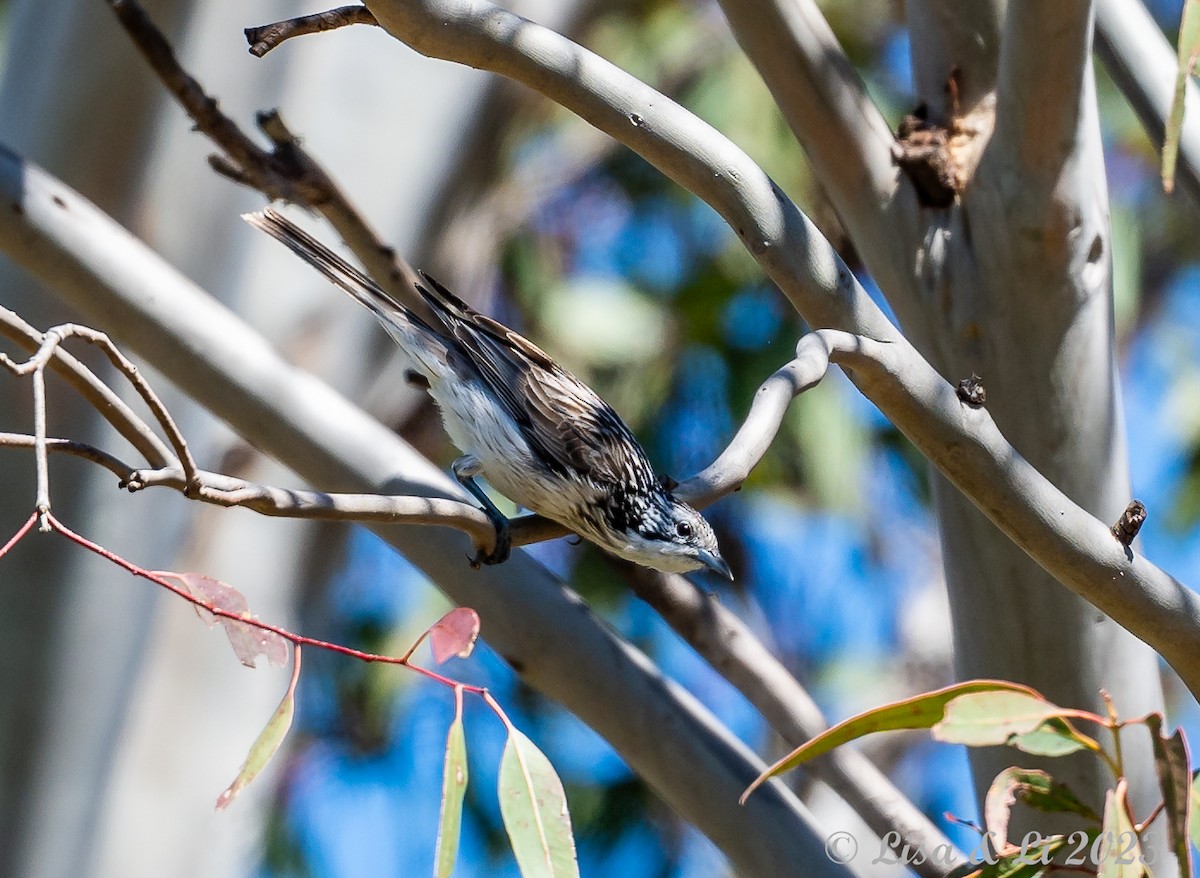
[[698, 549, 734, 581]]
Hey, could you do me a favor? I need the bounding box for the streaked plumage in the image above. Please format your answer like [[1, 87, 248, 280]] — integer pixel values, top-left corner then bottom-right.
[[245, 209, 730, 578]]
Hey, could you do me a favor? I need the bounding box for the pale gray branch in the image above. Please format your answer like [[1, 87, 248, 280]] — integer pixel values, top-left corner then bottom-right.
[[0, 322, 200, 488], [905, 0, 1004, 117], [809, 330, 1200, 701], [675, 343, 827, 504], [681, 325, 1200, 702], [712, 0, 918, 300], [0, 433, 137, 479], [992, 0, 1095, 187], [1095, 0, 1200, 210]]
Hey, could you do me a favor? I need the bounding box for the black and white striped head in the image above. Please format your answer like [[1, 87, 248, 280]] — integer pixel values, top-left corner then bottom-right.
[[619, 492, 731, 579]]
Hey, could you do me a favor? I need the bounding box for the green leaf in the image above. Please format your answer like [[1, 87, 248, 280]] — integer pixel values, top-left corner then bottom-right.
[[498, 729, 579, 878], [1143, 714, 1193, 878], [1097, 780, 1148, 878], [1009, 718, 1095, 758], [216, 644, 299, 810], [933, 692, 1100, 747], [1164, 0, 1200, 192], [1190, 771, 1200, 852], [433, 699, 469, 878], [984, 767, 1100, 849], [741, 679, 1040, 801], [980, 837, 1065, 878]]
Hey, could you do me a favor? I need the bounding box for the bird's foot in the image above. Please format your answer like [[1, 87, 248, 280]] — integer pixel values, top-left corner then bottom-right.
[[452, 457, 512, 567], [470, 514, 511, 568]]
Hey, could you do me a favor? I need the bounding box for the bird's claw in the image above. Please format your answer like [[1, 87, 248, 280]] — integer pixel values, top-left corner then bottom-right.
[[470, 515, 511, 568]]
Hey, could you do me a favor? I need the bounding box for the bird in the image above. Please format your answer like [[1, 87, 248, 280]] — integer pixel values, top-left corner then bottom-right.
[[245, 209, 732, 579]]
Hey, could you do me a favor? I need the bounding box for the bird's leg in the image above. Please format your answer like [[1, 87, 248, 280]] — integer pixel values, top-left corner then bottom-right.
[[452, 455, 511, 566]]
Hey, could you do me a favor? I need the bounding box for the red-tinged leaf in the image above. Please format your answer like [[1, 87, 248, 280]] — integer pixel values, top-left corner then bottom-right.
[[434, 689, 469, 878], [1164, 0, 1200, 192], [933, 692, 1102, 747], [1143, 713, 1193, 878], [741, 679, 1040, 802], [169, 572, 288, 668], [1097, 780, 1148, 878], [216, 644, 300, 810], [984, 767, 1099, 850], [984, 768, 1030, 850], [430, 608, 481, 665], [498, 729, 579, 878]]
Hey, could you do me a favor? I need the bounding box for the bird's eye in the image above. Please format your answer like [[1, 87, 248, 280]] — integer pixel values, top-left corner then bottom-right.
[[675, 521, 693, 539]]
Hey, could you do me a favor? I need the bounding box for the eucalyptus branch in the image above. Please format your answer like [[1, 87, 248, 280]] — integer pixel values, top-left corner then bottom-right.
[[0, 320, 205, 524], [811, 330, 1200, 702], [675, 338, 830, 504], [680, 325, 1200, 703], [991, 1, 1095, 190], [904, 0, 1004, 117], [105, 0, 422, 307], [712, 0, 916, 300]]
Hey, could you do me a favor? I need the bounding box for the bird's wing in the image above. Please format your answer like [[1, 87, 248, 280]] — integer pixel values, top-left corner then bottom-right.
[[416, 272, 658, 493]]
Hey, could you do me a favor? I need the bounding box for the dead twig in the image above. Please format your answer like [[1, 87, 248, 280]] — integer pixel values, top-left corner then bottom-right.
[[245, 6, 379, 58], [105, 0, 419, 306]]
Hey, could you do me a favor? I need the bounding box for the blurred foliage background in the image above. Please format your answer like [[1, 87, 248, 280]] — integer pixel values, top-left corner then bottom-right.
[[253, 1, 1200, 876]]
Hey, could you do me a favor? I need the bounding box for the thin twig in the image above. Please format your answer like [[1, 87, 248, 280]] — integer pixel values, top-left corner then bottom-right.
[[1134, 799, 1165, 833], [3, 323, 200, 490], [675, 340, 831, 504], [0, 307, 174, 466], [245, 6, 379, 58], [0, 512, 38, 559], [0, 433, 139, 480], [31, 367, 49, 528], [0, 431, 501, 555]]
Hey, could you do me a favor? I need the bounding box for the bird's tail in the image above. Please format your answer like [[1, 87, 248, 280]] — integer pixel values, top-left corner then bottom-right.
[[243, 209, 442, 351]]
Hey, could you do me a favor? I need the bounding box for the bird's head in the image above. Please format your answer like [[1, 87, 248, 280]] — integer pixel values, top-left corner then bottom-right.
[[622, 494, 732, 579]]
